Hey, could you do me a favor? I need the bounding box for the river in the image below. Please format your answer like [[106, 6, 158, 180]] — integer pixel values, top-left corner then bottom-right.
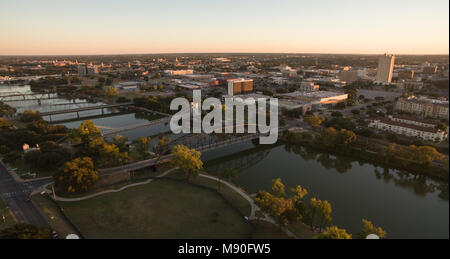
[[205, 143, 449, 239]]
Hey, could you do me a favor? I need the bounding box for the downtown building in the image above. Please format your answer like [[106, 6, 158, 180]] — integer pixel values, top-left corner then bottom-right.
[[395, 96, 449, 119], [375, 54, 395, 85], [369, 115, 448, 142], [227, 78, 254, 96]]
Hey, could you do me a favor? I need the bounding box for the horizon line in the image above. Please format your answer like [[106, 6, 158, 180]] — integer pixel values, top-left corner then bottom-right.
[[0, 51, 449, 57]]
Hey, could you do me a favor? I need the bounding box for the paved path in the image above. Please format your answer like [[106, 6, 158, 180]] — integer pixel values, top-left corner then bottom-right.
[[52, 168, 178, 202], [198, 174, 297, 239]]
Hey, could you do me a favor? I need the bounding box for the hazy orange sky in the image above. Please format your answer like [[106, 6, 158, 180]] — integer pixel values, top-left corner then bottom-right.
[[0, 0, 448, 55]]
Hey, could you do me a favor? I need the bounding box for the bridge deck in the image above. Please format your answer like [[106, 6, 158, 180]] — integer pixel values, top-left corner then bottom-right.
[[40, 102, 133, 116]]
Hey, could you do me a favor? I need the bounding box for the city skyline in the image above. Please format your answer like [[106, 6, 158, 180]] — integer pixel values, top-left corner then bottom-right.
[[0, 0, 449, 55]]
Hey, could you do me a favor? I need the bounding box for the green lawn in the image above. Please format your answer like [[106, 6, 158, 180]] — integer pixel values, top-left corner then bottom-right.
[[166, 170, 252, 217], [58, 179, 255, 239], [0, 197, 16, 231]]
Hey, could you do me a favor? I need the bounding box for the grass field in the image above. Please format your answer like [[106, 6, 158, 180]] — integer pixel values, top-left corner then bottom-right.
[[0, 197, 16, 231], [31, 194, 78, 238], [58, 179, 255, 239]]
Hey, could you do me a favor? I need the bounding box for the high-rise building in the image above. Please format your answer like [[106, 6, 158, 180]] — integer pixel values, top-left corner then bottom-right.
[[227, 78, 253, 96], [375, 54, 395, 84], [78, 65, 87, 77]]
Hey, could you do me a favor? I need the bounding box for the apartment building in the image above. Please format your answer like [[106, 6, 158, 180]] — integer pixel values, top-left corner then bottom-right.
[[369, 116, 447, 142], [395, 96, 449, 119]]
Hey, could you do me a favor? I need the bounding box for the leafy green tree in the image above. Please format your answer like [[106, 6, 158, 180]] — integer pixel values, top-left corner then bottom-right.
[[255, 179, 307, 227], [133, 137, 152, 160], [0, 101, 16, 117], [87, 137, 129, 168], [321, 127, 338, 147], [106, 86, 119, 97], [337, 129, 357, 146], [309, 198, 333, 231], [171, 145, 203, 182], [304, 115, 325, 129], [68, 121, 102, 146], [315, 226, 352, 239], [357, 219, 387, 239], [0, 223, 53, 239], [409, 145, 445, 166], [20, 110, 42, 123], [0, 118, 13, 129], [54, 157, 99, 193], [2, 151, 22, 164], [112, 135, 130, 153]]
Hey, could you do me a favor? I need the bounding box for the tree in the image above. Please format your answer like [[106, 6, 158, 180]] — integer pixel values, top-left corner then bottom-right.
[[321, 127, 338, 147], [337, 129, 357, 146], [0, 101, 16, 117], [54, 157, 99, 193], [315, 226, 352, 239], [272, 178, 286, 197], [2, 151, 22, 164], [304, 115, 325, 129], [20, 110, 42, 123], [0, 118, 12, 129], [409, 145, 445, 166], [345, 88, 358, 106], [171, 145, 203, 182], [436, 123, 447, 132], [0, 223, 53, 239], [357, 219, 386, 239], [112, 135, 130, 153], [132, 137, 152, 160], [106, 86, 119, 97], [255, 179, 306, 227], [68, 121, 101, 146], [87, 138, 128, 168], [153, 135, 172, 167], [309, 198, 332, 231]]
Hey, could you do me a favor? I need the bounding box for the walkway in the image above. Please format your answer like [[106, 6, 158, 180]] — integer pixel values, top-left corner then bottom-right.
[[198, 174, 298, 239], [51, 168, 177, 202]]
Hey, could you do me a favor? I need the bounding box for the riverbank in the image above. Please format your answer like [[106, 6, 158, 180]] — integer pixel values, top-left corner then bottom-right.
[[282, 131, 449, 181]]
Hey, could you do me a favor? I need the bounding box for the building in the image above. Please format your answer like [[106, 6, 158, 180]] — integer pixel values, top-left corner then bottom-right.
[[78, 64, 99, 76], [338, 69, 358, 84], [423, 66, 438, 74], [227, 78, 253, 96], [86, 65, 99, 75], [395, 96, 449, 119], [164, 70, 194, 76], [398, 71, 415, 80], [396, 80, 424, 91], [299, 81, 320, 91], [388, 114, 441, 128], [369, 116, 447, 142], [375, 54, 395, 84], [78, 65, 87, 77], [280, 91, 348, 105]]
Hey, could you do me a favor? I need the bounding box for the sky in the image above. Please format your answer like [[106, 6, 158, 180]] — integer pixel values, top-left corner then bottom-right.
[[0, 0, 448, 55]]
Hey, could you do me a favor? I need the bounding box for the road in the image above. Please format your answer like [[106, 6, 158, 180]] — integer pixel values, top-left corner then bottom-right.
[[0, 163, 52, 227]]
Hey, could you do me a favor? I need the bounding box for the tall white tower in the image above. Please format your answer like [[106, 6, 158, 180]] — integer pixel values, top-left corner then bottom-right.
[[375, 54, 395, 84]]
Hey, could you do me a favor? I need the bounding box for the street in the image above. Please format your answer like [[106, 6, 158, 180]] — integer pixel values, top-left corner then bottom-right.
[[0, 163, 52, 227]]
